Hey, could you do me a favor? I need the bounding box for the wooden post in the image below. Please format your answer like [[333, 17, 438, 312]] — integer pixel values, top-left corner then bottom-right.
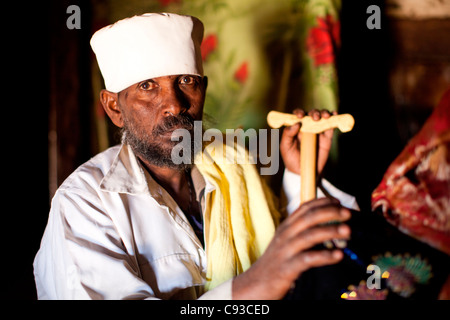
[[300, 132, 317, 203]]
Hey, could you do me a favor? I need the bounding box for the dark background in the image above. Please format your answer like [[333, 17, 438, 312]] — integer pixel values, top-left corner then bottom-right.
[[3, 0, 449, 299]]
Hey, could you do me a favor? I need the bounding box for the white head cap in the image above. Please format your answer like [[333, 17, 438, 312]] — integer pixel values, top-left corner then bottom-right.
[[90, 13, 204, 93]]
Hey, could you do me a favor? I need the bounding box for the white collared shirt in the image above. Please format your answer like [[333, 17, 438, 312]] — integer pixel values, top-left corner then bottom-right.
[[33, 144, 358, 300]]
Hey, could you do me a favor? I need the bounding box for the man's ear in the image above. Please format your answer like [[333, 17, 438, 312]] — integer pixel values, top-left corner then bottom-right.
[[100, 89, 123, 128]]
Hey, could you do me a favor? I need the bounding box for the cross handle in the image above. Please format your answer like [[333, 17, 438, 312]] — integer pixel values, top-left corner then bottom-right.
[[267, 110, 355, 133]]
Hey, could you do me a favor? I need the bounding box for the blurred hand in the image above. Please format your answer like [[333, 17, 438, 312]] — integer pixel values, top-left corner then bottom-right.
[[232, 197, 351, 300], [280, 109, 337, 175]]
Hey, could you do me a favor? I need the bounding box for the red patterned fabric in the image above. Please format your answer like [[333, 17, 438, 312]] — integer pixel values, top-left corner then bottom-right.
[[372, 88, 450, 255]]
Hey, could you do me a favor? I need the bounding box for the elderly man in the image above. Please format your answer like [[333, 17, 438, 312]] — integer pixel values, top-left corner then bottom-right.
[[34, 13, 357, 300]]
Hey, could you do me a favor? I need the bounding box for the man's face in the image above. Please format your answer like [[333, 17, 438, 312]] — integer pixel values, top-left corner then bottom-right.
[[114, 74, 207, 170]]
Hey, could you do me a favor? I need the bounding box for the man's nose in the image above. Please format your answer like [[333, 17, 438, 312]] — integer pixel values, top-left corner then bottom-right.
[[162, 87, 188, 116]]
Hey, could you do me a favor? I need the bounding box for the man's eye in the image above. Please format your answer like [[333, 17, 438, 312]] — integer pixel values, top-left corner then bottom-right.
[[139, 80, 157, 91], [179, 76, 196, 85]]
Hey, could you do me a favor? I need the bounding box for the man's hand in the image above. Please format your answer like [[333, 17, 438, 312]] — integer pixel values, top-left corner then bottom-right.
[[232, 198, 351, 300], [280, 109, 336, 175]]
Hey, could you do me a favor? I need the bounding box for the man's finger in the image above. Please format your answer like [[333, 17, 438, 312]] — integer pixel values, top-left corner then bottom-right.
[[298, 224, 350, 245], [284, 212, 351, 248], [321, 110, 332, 119], [290, 197, 340, 218], [288, 223, 350, 253], [279, 198, 350, 237], [308, 109, 320, 120], [293, 250, 344, 274], [293, 109, 306, 118], [281, 123, 301, 139]]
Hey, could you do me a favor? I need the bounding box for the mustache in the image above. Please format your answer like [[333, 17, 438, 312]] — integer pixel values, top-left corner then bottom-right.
[[152, 113, 195, 136]]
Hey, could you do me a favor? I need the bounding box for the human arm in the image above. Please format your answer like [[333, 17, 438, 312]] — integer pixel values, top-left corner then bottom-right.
[[34, 188, 232, 300], [33, 189, 157, 299], [231, 110, 354, 299], [231, 197, 351, 299]]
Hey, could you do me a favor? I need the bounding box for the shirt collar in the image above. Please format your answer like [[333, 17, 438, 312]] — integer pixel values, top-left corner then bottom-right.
[[99, 143, 151, 195], [99, 143, 215, 198], [191, 166, 206, 203]]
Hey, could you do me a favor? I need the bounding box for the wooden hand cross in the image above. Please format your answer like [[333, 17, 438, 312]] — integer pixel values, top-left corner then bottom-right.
[[267, 111, 355, 204]]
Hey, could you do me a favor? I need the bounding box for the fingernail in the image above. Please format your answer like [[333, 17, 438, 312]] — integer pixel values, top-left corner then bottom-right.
[[341, 209, 351, 219], [333, 239, 347, 249], [332, 250, 343, 259], [338, 224, 350, 235]]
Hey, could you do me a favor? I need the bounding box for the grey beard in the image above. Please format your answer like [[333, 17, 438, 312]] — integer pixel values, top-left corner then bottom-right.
[[121, 114, 198, 171]]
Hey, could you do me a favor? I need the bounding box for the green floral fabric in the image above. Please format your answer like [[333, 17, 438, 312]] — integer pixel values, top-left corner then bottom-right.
[[92, 0, 341, 133]]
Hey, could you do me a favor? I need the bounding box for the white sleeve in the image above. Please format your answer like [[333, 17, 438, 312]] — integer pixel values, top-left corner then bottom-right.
[[199, 279, 232, 300], [282, 169, 360, 215], [34, 189, 158, 300], [34, 189, 233, 300]]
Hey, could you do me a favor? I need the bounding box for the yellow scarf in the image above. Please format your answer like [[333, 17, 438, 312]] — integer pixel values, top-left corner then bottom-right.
[[195, 143, 280, 290]]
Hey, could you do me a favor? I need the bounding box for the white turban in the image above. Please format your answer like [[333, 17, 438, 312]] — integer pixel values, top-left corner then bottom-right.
[[90, 13, 204, 93]]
